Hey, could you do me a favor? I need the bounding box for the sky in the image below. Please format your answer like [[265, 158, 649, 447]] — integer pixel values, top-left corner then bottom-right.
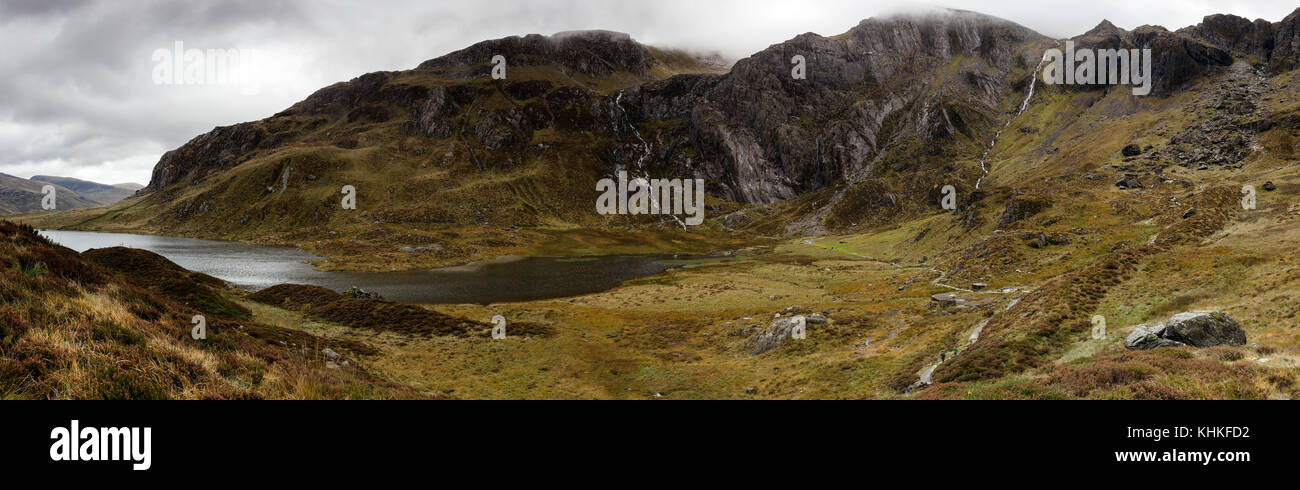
[[1, 0, 1297, 186]]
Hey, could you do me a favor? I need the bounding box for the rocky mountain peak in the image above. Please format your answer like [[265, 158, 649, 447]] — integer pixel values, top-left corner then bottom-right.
[[416, 29, 654, 79], [1177, 13, 1275, 62], [1083, 19, 1125, 37], [1271, 8, 1300, 71], [646, 8, 1050, 204], [1075, 19, 1131, 47]]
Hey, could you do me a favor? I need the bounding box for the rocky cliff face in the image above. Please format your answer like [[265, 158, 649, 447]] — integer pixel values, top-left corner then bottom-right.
[[1272, 9, 1300, 71], [141, 30, 721, 196], [144, 122, 274, 194], [1179, 9, 1300, 72], [622, 9, 1050, 204]]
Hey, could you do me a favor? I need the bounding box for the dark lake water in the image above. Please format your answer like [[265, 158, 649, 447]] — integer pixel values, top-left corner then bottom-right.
[[39, 230, 711, 304]]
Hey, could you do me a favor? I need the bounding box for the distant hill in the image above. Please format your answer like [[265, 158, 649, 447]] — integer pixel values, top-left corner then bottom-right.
[[29, 175, 143, 205], [0, 173, 101, 214]]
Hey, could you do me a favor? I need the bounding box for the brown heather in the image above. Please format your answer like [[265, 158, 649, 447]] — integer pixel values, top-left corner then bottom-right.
[[0, 221, 423, 399]]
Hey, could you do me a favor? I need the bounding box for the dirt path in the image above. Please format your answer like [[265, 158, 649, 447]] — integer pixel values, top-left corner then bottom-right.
[[910, 295, 1017, 392], [930, 268, 973, 293]]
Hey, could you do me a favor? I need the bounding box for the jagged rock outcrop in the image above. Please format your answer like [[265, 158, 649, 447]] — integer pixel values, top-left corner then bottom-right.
[[747, 316, 803, 355], [1068, 20, 1233, 96], [1176, 9, 1300, 73], [1179, 14, 1275, 62], [144, 122, 272, 193], [417, 30, 656, 79], [631, 9, 1052, 204], [1272, 8, 1300, 72]]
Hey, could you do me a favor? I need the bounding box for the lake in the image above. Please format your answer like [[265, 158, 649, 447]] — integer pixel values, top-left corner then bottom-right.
[[38, 230, 713, 304]]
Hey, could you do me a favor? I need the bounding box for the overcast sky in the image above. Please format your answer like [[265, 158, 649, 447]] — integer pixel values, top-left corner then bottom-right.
[[2, 0, 1297, 186]]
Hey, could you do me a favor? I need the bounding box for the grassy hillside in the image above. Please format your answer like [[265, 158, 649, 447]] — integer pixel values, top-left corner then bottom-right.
[[0, 221, 423, 399], [16, 38, 739, 271]]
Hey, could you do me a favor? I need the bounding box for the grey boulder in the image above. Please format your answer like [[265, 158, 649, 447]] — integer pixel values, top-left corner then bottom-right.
[[1123, 324, 1186, 350], [1123, 311, 1246, 350], [1164, 311, 1247, 348], [931, 293, 959, 307], [748, 316, 803, 355]]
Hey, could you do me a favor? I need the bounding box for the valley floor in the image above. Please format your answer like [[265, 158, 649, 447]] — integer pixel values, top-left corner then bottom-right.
[[228, 194, 1300, 399]]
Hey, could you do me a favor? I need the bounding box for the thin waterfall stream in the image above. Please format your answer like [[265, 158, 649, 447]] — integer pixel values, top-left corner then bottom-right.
[[613, 91, 687, 230], [975, 47, 1053, 190]]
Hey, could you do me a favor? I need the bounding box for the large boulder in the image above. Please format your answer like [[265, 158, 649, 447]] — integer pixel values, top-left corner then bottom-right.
[[1123, 311, 1245, 350], [930, 293, 959, 307], [748, 316, 803, 355], [1123, 324, 1187, 350], [1115, 175, 1144, 189], [1163, 311, 1247, 348]]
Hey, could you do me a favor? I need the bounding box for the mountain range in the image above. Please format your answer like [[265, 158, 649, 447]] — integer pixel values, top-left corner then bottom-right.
[[21, 9, 1300, 265]]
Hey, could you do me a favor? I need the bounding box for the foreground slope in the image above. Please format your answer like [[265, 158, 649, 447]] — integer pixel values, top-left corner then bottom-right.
[[0, 221, 421, 399]]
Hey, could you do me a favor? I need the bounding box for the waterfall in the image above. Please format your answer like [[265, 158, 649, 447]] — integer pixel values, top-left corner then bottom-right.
[[975, 47, 1053, 190], [613, 91, 687, 230]]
